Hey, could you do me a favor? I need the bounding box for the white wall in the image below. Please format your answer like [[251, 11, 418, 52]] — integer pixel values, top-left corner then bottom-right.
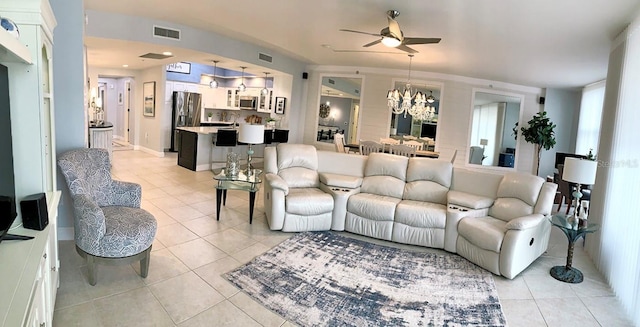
[[304, 67, 543, 174]]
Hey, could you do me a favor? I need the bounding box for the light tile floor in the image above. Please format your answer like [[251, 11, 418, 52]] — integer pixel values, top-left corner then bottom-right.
[[53, 150, 633, 326]]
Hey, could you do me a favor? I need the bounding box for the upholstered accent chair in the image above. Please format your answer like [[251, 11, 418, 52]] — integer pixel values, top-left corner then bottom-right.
[[469, 146, 485, 164], [58, 148, 157, 285]]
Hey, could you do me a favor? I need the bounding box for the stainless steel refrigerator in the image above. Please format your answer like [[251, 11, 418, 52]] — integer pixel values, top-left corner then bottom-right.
[[170, 91, 202, 152]]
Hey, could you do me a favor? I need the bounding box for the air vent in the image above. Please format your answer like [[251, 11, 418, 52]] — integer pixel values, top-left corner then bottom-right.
[[258, 53, 273, 63], [153, 26, 181, 40], [139, 53, 174, 60], [328, 78, 335, 85]]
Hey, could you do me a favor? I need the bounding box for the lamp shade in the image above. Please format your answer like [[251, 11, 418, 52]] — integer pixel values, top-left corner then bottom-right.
[[238, 124, 264, 144], [562, 157, 597, 185], [480, 139, 488, 146]]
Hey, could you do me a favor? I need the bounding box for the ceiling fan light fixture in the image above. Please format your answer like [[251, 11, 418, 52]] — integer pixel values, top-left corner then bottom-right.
[[210, 60, 219, 89], [238, 66, 247, 92], [381, 36, 402, 48]]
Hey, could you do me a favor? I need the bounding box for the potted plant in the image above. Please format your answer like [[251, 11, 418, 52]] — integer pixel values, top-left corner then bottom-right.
[[207, 112, 213, 122], [266, 117, 277, 129], [515, 111, 556, 176]]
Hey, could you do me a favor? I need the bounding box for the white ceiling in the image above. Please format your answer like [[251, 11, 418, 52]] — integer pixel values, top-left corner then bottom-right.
[[84, 0, 640, 88]]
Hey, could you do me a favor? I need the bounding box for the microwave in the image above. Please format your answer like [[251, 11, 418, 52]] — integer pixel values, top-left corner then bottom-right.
[[239, 96, 258, 110]]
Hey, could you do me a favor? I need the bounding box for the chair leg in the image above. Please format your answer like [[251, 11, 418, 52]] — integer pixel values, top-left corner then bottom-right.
[[87, 255, 97, 286], [139, 246, 152, 278]]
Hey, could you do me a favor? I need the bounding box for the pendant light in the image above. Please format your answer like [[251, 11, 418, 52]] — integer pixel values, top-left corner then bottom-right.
[[238, 66, 247, 92], [209, 60, 219, 88], [426, 90, 435, 104], [261, 72, 270, 95]]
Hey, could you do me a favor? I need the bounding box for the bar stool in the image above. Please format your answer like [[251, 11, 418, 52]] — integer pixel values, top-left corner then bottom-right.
[[264, 129, 274, 146], [212, 129, 238, 166], [273, 129, 289, 143]]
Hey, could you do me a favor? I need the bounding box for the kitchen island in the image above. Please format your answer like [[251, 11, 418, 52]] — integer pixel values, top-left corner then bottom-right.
[[176, 126, 267, 171]]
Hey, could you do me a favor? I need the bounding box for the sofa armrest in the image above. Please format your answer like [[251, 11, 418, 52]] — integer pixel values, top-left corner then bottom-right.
[[265, 173, 289, 195], [72, 194, 107, 250], [109, 180, 142, 207], [505, 214, 546, 230], [448, 190, 494, 209], [319, 172, 363, 189]]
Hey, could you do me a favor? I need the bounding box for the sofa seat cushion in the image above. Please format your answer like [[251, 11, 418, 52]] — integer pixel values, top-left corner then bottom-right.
[[348, 193, 400, 222], [286, 188, 334, 216], [97, 206, 157, 258], [395, 200, 447, 229], [457, 216, 506, 253], [447, 190, 495, 209]]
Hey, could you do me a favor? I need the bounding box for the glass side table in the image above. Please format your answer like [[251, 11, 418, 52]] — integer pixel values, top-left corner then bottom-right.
[[549, 214, 599, 283], [213, 169, 262, 224]]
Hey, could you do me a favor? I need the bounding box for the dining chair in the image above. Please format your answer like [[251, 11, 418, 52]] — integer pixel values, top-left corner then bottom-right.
[[359, 140, 384, 156], [390, 144, 416, 157], [403, 140, 423, 151], [334, 133, 347, 153]]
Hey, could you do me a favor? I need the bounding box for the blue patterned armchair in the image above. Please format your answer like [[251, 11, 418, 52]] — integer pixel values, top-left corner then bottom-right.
[[58, 148, 157, 285]]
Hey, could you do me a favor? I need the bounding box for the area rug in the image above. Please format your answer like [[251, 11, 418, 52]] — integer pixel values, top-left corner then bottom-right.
[[225, 232, 507, 327]]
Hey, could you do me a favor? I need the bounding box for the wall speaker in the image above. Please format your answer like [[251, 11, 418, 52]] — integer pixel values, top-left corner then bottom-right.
[[20, 193, 48, 231], [302, 72, 308, 79], [538, 96, 546, 105]]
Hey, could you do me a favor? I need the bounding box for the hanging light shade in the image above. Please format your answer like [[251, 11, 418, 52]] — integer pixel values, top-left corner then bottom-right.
[[209, 60, 219, 88], [387, 55, 428, 119], [426, 90, 435, 104], [261, 72, 270, 95], [238, 66, 247, 92]]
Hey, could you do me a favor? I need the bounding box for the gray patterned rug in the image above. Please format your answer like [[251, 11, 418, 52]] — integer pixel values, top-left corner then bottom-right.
[[225, 232, 506, 327]]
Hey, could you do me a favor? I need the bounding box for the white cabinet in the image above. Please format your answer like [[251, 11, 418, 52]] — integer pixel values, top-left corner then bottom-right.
[[257, 90, 273, 113], [0, 192, 61, 327]]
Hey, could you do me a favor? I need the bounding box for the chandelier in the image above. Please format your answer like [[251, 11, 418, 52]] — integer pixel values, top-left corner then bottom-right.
[[387, 54, 437, 121]]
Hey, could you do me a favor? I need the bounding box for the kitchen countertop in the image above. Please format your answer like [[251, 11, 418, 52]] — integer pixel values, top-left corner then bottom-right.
[[177, 126, 287, 135]]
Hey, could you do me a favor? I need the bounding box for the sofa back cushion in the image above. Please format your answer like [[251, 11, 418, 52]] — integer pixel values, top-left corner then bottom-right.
[[403, 158, 452, 204], [361, 153, 408, 198], [489, 173, 544, 221], [451, 168, 503, 199], [276, 144, 319, 188], [317, 151, 367, 177]]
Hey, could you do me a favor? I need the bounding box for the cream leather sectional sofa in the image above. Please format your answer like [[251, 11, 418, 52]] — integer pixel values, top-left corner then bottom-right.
[[263, 144, 557, 279]]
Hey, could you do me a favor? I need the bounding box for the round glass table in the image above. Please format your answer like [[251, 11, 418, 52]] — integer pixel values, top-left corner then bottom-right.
[[549, 214, 598, 283]]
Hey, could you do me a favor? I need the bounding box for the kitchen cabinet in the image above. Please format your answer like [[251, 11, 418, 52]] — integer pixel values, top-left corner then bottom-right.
[[257, 90, 273, 113]]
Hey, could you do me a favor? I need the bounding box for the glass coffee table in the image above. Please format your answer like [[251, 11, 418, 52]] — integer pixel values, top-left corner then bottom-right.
[[213, 169, 262, 224], [549, 214, 599, 283]]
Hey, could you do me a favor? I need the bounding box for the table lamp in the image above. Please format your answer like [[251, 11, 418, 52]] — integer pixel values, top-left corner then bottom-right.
[[562, 157, 597, 224], [238, 124, 264, 176]]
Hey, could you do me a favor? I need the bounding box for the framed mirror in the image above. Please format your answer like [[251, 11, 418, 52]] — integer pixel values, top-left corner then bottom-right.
[[316, 75, 362, 145], [467, 89, 523, 168], [389, 80, 442, 151]]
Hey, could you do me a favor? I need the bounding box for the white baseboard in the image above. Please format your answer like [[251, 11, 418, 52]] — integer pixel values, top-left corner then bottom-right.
[[58, 227, 74, 241], [135, 146, 165, 157]]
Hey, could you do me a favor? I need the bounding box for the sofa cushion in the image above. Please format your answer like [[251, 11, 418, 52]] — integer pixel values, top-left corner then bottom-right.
[[497, 173, 544, 207], [285, 188, 333, 216], [348, 193, 400, 222], [489, 198, 534, 222], [447, 190, 495, 209], [406, 158, 452, 187], [279, 167, 320, 188], [451, 168, 503, 199], [319, 173, 363, 189], [395, 200, 447, 228], [364, 153, 408, 181], [361, 176, 405, 198], [458, 216, 506, 253], [277, 144, 318, 171], [403, 181, 449, 205]]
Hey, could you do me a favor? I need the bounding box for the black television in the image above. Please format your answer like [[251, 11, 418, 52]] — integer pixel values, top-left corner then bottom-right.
[[1, 63, 16, 212], [421, 123, 437, 140], [555, 152, 588, 168]]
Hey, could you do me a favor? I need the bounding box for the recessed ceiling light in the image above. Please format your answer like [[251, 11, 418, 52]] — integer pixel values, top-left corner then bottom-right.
[[162, 51, 172, 56], [122, 64, 129, 68]]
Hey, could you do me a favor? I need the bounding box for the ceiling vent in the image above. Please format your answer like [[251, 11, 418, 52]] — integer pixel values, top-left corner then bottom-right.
[[139, 53, 174, 60], [153, 26, 181, 40], [328, 78, 335, 85], [258, 52, 273, 63]]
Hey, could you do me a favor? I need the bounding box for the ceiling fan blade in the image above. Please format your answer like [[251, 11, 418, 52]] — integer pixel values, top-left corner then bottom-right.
[[396, 44, 418, 54], [387, 15, 403, 41], [403, 37, 442, 45], [339, 29, 381, 37], [331, 49, 405, 54], [363, 39, 382, 47]]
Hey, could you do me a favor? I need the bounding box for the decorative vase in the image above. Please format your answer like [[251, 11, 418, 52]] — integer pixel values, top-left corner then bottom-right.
[[0, 17, 20, 39], [225, 152, 239, 177]]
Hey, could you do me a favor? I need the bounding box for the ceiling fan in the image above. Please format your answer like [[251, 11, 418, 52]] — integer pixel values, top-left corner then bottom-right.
[[339, 10, 441, 54]]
